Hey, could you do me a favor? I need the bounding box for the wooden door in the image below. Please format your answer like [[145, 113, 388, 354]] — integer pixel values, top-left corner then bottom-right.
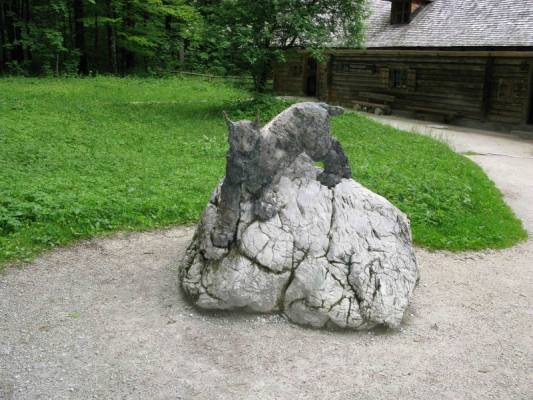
[[305, 58, 318, 96]]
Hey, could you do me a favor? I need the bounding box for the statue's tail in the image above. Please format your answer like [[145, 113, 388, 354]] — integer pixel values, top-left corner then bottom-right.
[[318, 103, 344, 117]]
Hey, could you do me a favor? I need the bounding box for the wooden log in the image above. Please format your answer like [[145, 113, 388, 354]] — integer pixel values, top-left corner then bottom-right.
[[406, 106, 458, 122], [358, 92, 396, 103]]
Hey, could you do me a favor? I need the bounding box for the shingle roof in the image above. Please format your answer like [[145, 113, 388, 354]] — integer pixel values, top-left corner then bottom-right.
[[364, 0, 533, 48]]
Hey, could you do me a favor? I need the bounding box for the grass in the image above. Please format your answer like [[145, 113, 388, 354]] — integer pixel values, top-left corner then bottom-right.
[[0, 76, 527, 269], [333, 116, 527, 250]]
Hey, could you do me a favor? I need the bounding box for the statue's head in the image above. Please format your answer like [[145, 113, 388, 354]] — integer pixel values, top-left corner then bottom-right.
[[318, 103, 344, 117], [223, 112, 261, 154]]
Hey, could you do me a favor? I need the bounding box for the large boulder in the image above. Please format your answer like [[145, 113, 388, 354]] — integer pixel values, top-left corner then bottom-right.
[[179, 103, 419, 330]]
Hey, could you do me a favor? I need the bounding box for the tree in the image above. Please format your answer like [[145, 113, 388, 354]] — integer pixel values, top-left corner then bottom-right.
[[197, 0, 368, 92], [0, 0, 203, 75], [106, 0, 118, 73], [10, 1, 79, 75], [73, 0, 89, 74], [0, 1, 8, 73], [0, 0, 368, 81], [94, 0, 202, 73]]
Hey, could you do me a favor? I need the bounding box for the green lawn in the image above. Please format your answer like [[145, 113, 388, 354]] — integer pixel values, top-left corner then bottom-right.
[[0, 76, 527, 268]]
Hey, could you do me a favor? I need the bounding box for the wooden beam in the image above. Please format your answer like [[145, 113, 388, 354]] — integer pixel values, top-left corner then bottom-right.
[[526, 62, 533, 125], [302, 49, 533, 59], [481, 58, 494, 120], [327, 55, 334, 99]]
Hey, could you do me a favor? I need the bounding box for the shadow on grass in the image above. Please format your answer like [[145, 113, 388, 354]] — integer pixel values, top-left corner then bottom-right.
[[107, 94, 295, 125]]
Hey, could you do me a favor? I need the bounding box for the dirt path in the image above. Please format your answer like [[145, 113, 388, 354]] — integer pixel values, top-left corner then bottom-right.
[[1, 120, 532, 400]]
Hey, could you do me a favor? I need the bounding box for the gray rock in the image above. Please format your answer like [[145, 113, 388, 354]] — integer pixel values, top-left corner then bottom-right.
[[179, 102, 419, 330], [0, 375, 14, 400]]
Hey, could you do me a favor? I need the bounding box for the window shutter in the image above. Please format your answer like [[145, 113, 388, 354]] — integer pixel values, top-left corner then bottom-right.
[[407, 69, 417, 92]]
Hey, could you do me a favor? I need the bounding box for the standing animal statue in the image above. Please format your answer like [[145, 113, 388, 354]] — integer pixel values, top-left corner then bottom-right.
[[211, 102, 352, 250]]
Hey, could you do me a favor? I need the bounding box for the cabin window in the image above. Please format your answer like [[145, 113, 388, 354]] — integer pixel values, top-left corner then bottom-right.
[[391, 69, 408, 89], [333, 62, 347, 73], [391, 0, 428, 24], [391, 0, 412, 24], [333, 61, 355, 73]]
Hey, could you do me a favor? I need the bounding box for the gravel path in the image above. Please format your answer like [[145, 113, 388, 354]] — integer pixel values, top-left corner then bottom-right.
[[1, 121, 532, 399]]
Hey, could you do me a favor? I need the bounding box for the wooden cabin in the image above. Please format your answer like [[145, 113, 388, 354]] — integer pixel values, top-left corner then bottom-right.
[[273, 0, 533, 132]]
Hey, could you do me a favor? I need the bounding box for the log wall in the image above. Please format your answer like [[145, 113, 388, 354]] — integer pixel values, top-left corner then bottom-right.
[[488, 59, 532, 125], [273, 55, 306, 96], [273, 50, 533, 129]]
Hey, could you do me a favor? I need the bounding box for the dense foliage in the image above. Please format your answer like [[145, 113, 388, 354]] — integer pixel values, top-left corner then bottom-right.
[[0, 0, 202, 75], [0, 0, 366, 89], [0, 77, 526, 268], [195, 0, 368, 91]]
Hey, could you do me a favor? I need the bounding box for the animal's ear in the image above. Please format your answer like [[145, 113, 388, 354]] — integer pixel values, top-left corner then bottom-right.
[[318, 103, 344, 117], [222, 111, 236, 129], [253, 111, 261, 129]]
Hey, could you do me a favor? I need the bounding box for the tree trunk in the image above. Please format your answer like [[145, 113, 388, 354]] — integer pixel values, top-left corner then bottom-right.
[[73, 0, 89, 74], [165, 14, 177, 68], [67, 1, 73, 49], [253, 63, 270, 93], [107, 26, 117, 73], [23, 0, 32, 65], [93, 0, 98, 72], [11, 0, 24, 65], [106, 0, 117, 73], [0, 1, 7, 73], [122, 0, 135, 72], [254, 75, 267, 93], [179, 42, 185, 67]]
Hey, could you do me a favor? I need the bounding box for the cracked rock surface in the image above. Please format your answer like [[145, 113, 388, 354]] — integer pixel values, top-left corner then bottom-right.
[[180, 103, 419, 329]]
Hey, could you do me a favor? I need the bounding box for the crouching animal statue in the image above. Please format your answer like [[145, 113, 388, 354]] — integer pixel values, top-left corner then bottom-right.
[[211, 102, 351, 250]]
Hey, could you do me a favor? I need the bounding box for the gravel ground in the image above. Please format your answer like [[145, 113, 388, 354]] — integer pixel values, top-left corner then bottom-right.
[[1, 120, 532, 399], [1, 228, 532, 400]]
